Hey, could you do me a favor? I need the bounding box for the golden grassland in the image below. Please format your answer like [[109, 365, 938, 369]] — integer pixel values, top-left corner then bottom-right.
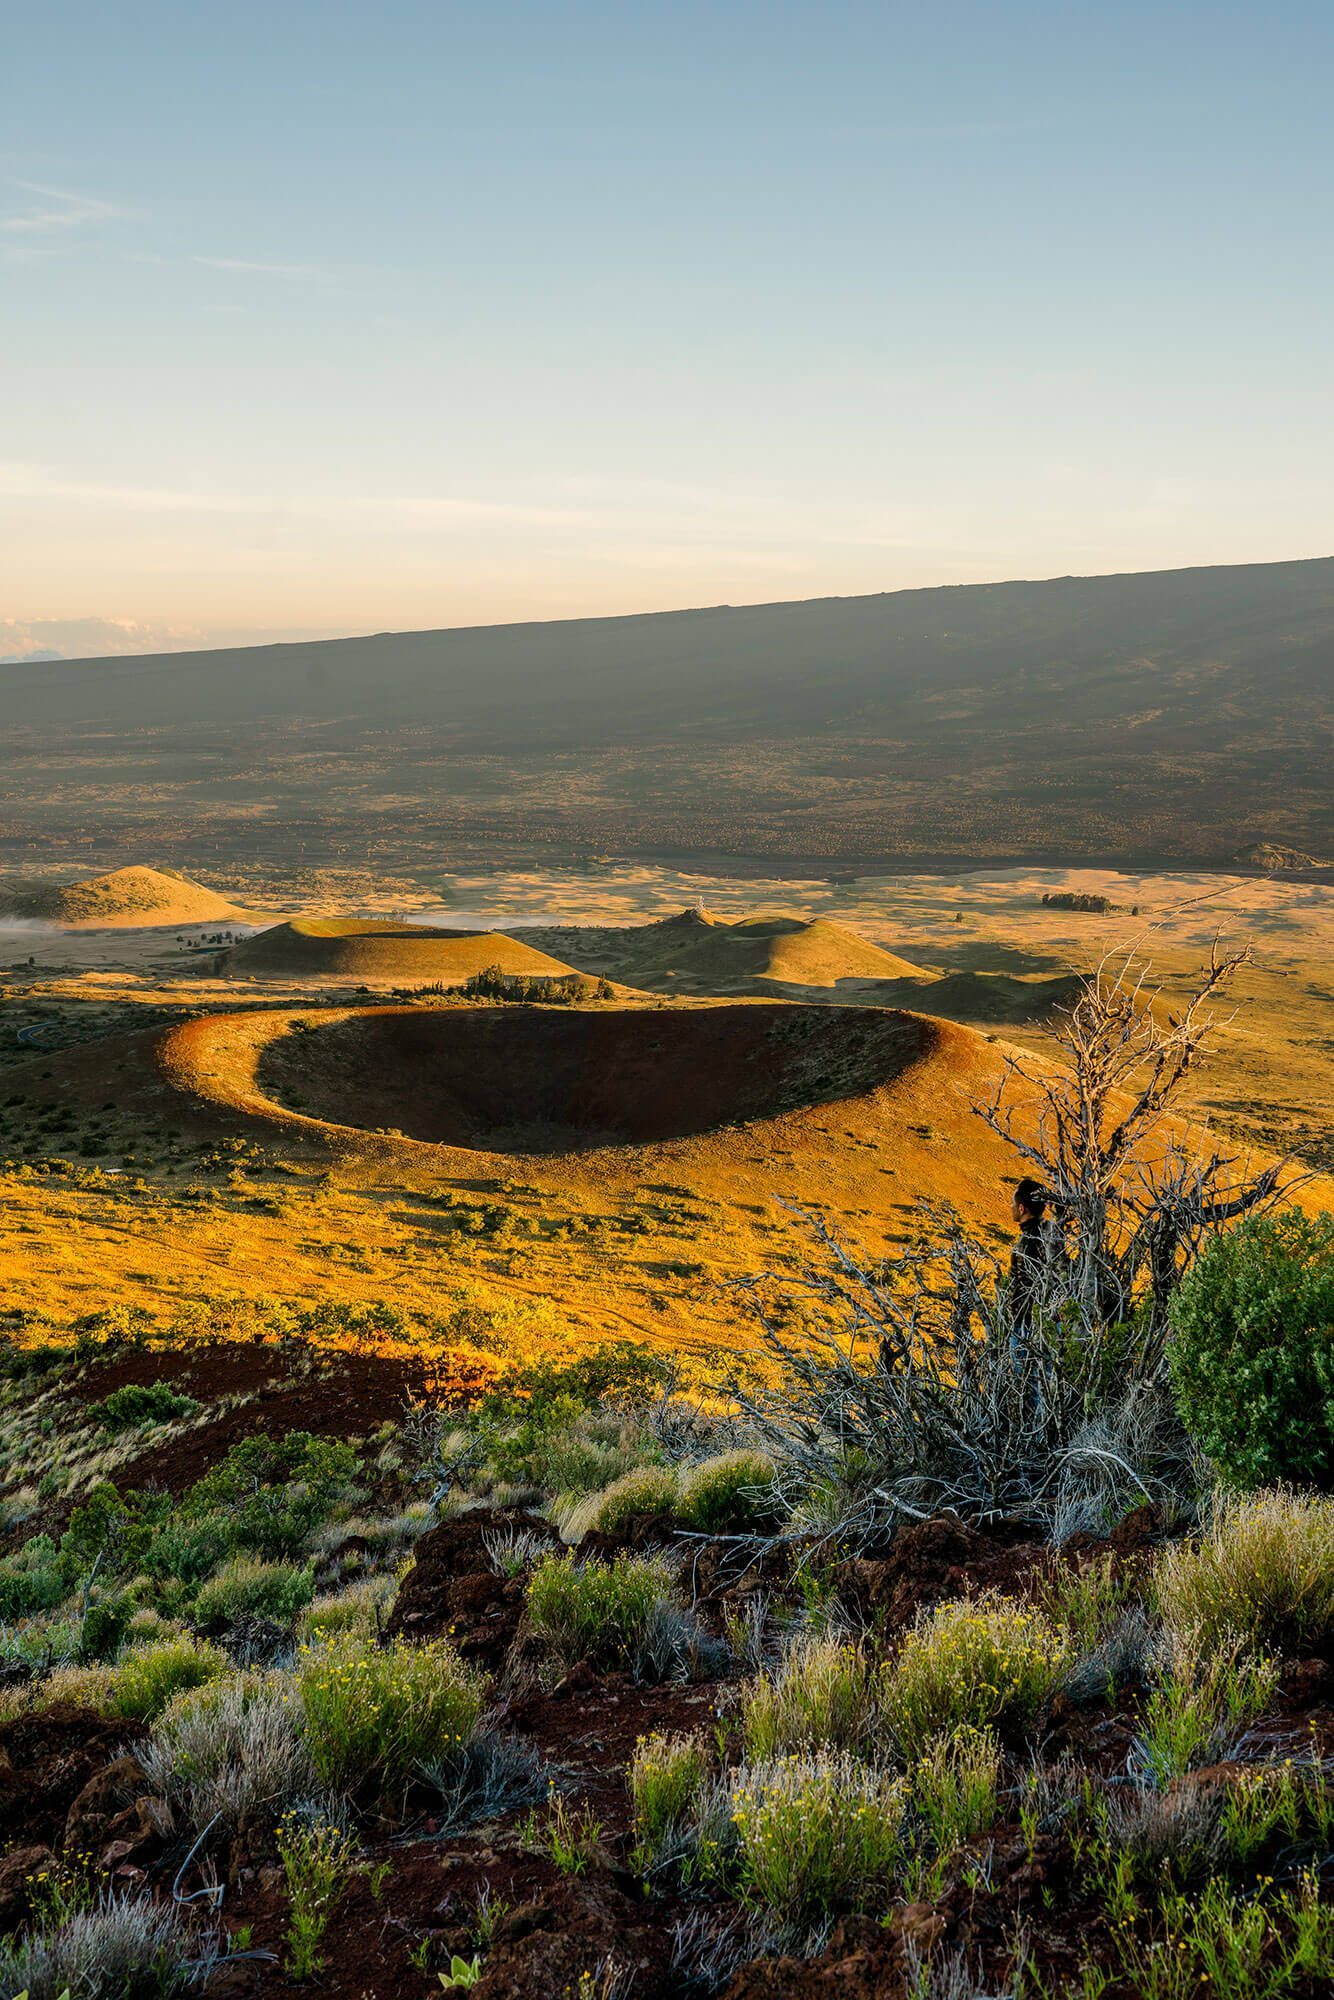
[[0, 862, 1329, 1372]]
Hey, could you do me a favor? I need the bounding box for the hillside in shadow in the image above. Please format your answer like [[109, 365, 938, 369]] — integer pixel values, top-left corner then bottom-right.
[[5, 557, 1331, 870]]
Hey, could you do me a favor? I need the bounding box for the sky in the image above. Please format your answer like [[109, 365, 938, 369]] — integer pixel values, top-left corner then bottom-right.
[[3, 1, 1333, 657]]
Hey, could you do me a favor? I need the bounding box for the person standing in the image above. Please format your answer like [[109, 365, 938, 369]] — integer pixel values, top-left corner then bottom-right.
[[1008, 1176, 1061, 1359]]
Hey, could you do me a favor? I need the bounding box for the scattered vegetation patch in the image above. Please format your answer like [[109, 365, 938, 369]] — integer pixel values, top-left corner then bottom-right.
[[298, 1634, 486, 1808], [524, 1550, 676, 1672], [906, 1725, 1001, 1869], [1155, 1488, 1334, 1658], [880, 1596, 1070, 1759], [1, 932, 1330, 2000]]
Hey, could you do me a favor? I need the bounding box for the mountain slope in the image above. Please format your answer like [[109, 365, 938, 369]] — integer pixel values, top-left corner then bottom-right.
[[5, 558, 1330, 867]]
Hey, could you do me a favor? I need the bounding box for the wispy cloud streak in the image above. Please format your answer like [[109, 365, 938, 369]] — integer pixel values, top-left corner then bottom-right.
[[1, 179, 126, 234], [0, 461, 587, 528]]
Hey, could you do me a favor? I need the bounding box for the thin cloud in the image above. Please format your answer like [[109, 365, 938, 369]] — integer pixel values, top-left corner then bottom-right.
[[0, 464, 257, 515], [0, 461, 586, 528], [1, 179, 127, 234]]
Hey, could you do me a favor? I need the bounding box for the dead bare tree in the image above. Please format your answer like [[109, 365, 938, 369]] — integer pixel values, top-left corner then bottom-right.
[[727, 1203, 1192, 1543], [977, 939, 1293, 1328], [723, 938, 1301, 1544]]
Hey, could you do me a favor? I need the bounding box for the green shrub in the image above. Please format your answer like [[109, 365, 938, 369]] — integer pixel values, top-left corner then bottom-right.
[[741, 1634, 882, 1760], [525, 1551, 674, 1669], [298, 1636, 486, 1807], [529, 1786, 606, 1875], [186, 1432, 360, 1558], [0, 1534, 66, 1619], [908, 1725, 1002, 1856], [1106, 1871, 1334, 2000], [561, 1465, 679, 1540], [677, 1449, 778, 1533], [90, 1382, 201, 1432], [535, 1421, 655, 1500], [193, 1557, 316, 1631], [465, 1341, 670, 1486], [34, 1662, 121, 1713], [880, 1597, 1070, 1759], [1155, 1488, 1334, 1658], [1168, 1211, 1334, 1488], [629, 1729, 709, 1876], [79, 1592, 135, 1662], [110, 1634, 228, 1720], [296, 1575, 397, 1641], [730, 1752, 906, 1920], [139, 1510, 236, 1594], [1132, 1645, 1278, 1787], [276, 1811, 358, 1979], [1219, 1756, 1334, 1869], [1035, 1552, 1144, 1651]]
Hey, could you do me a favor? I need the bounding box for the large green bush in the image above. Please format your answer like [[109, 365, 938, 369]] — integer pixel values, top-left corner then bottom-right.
[[90, 1382, 200, 1432], [1168, 1212, 1334, 1489], [187, 1432, 360, 1557]]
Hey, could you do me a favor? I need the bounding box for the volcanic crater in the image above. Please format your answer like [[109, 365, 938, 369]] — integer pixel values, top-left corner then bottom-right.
[[253, 1001, 928, 1153]]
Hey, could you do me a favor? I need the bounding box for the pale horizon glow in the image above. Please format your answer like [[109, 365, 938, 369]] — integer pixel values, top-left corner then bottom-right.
[[4, 1, 1333, 657]]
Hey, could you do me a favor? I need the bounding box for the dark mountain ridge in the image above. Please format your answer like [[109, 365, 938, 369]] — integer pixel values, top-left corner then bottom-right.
[[4, 557, 1330, 869]]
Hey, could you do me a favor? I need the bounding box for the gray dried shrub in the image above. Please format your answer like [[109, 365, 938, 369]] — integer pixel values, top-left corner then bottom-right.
[[138, 1669, 314, 1833], [731, 1209, 1192, 1549], [632, 1598, 731, 1685], [0, 1893, 197, 2000], [1061, 1602, 1155, 1706], [669, 1906, 814, 1993], [420, 1728, 549, 1832], [1103, 1779, 1224, 1881]]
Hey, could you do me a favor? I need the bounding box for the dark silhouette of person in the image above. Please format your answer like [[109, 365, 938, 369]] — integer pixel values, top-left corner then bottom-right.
[[1008, 1176, 1059, 1356]]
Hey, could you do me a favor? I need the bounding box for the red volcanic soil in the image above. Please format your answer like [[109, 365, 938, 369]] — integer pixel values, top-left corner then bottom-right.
[[2, 1386, 1331, 2000]]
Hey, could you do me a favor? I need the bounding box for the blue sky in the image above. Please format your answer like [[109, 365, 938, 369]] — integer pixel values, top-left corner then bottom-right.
[[3, 1, 1332, 654]]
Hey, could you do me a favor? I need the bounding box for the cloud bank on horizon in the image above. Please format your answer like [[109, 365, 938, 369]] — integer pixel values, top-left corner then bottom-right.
[[3, 0, 1333, 653], [0, 615, 337, 664]]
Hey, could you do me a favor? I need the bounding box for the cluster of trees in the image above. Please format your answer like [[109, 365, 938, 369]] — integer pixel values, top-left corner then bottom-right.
[[461, 966, 615, 1005]]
